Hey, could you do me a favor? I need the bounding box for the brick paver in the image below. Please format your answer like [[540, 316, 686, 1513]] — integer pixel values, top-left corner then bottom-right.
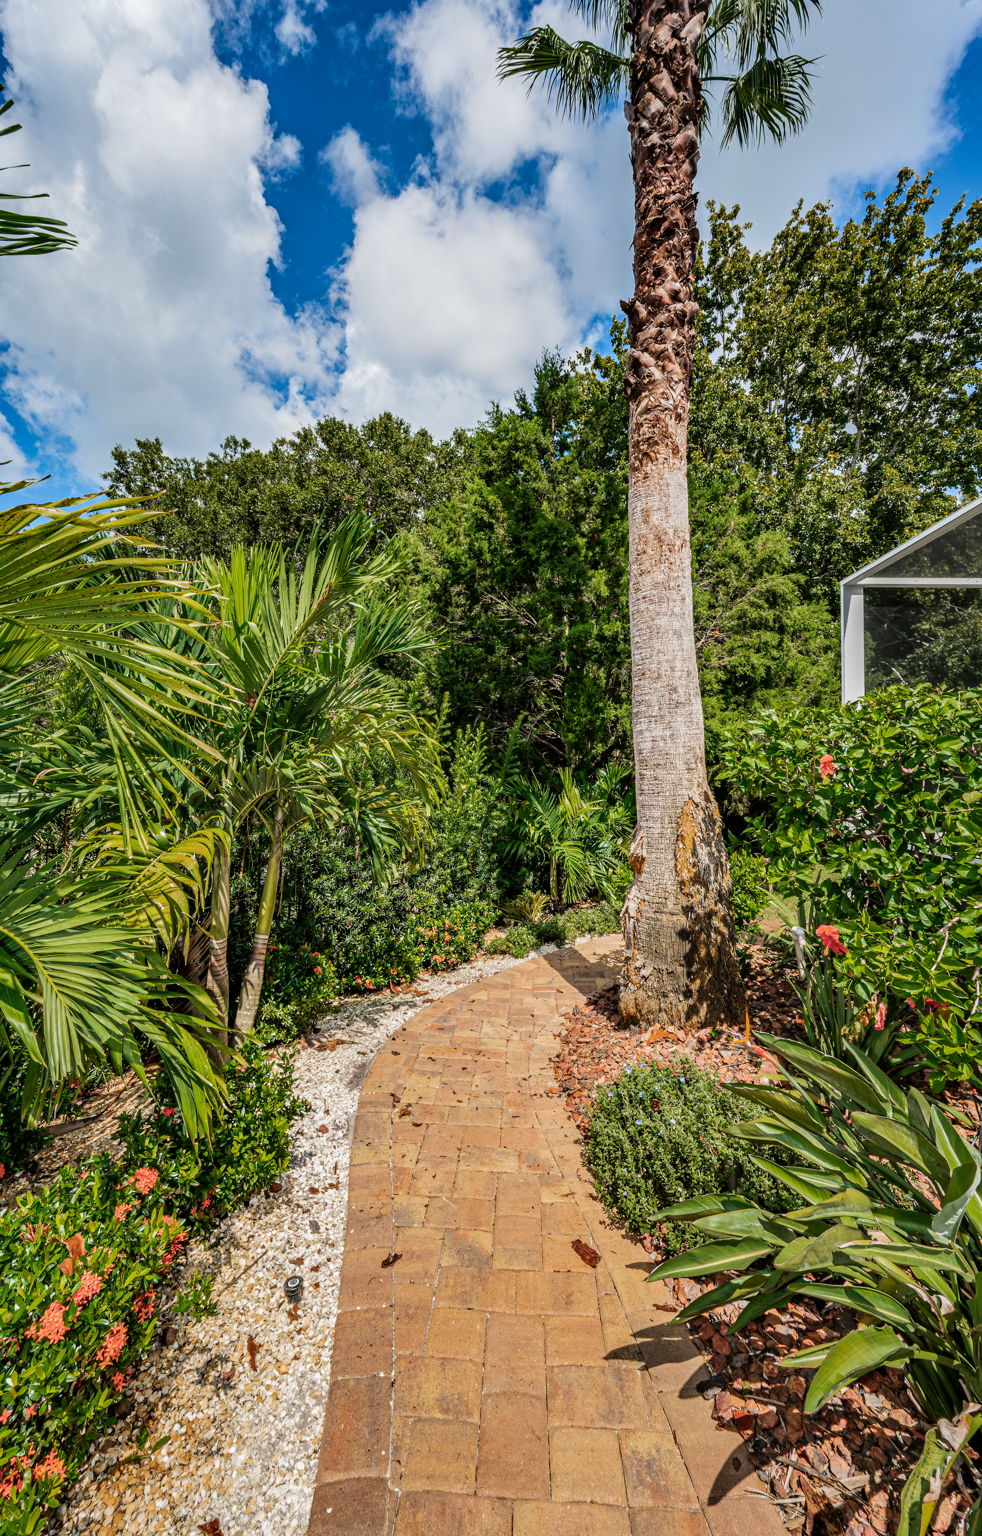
[[307, 941, 782, 1536]]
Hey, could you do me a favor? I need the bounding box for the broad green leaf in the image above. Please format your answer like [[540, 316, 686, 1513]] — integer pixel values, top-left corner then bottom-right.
[[850, 1113, 950, 1184], [803, 1327, 909, 1412], [796, 1282, 914, 1330], [648, 1237, 776, 1283], [930, 1160, 981, 1243], [774, 1222, 865, 1272]]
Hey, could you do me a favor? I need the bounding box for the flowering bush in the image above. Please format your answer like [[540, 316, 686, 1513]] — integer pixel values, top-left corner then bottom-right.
[[256, 946, 338, 1043], [584, 1058, 793, 1256], [718, 685, 982, 1086], [0, 1038, 306, 1530], [115, 1037, 307, 1236], [0, 1157, 184, 1529]]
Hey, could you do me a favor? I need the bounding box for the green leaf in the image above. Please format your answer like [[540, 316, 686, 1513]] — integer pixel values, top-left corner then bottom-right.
[[850, 1113, 950, 1185], [803, 1327, 909, 1412], [648, 1237, 777, 1283], [773, 1222, 865, 1272], [930, 1159, 981, 1243], [795, 1282, 914, 1330]]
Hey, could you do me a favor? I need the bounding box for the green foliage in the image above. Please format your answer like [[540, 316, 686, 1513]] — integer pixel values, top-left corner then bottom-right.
[[170, 1272, 217, 1322], [695, 177, 982, 590], [727, 848, 769, 939], [649, 1034, 982, 1524], [420, 347, 631, 770], [0, 86, 77, 257], [114, 1037, 307, 1234], [255, 947, 338, 1044], [105, 416, 468, 564], [0, 482, 226, 1136], [484, 899, 621, 958], [585, 1058, 793, 1255], [267, 728, 502, 992], [0, 1158, 185, 1526], [718, 686, 982, 1086], [505, 763, 633, 905]]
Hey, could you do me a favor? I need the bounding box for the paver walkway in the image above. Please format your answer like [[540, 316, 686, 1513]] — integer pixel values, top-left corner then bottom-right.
[[308, 939, 783, 1536]]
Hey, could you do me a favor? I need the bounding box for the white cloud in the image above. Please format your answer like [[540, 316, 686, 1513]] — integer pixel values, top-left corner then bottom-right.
[[274, 0, 328, 55], [699, 0, 982, 236], [327, 0, 633, 433], [0, 0, 337, 480], [322, 127, 383, 206], [1, 0, 981, 475]]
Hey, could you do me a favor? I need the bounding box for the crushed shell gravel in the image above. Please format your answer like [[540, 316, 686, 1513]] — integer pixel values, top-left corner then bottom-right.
[[47, 944, 565, 1536]]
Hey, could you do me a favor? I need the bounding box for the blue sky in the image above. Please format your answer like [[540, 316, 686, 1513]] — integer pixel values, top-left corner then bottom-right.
[[2, 0, 982, 502]]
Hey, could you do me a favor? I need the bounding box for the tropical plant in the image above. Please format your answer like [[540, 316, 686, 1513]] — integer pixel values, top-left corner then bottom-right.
[[502, 890, 551, 925], [499, 0, 822, 1034], [648, 1034, 982, 1531], [505, 764, 633, 906], [0, 483, 226, 1136], [0, 86, 76, 256], [147, 519, 443, 1040]]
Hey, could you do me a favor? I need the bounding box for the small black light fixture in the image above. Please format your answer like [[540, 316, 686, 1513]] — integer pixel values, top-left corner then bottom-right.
[[284, 1275, 304, 1304]]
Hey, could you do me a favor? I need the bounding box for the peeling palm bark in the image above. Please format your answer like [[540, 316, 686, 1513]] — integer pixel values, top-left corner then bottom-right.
[[619, 0, 745, 1031]]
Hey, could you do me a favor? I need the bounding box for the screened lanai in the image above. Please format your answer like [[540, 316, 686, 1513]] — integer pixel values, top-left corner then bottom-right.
[[840, 496, 982, 701]]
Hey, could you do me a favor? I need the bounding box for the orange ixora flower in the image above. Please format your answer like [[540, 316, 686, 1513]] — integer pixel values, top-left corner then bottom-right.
[[25, 1302, 68, 1344], [71, 1272, 103, 1307], [132, 1289, 156, 1322], [35, 1451, 66, 1481], [95, 1321, 127, 1368], [113, 1202, 133, 1222], [129, 1167, 159, 1196]]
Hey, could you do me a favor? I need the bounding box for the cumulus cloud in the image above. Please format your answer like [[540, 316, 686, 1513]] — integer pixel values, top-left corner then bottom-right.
[[327, 0, 633, 434], [322, 127, 383, 206], [0, 0, 337, 480], [210, 0, 328, 58], [699, 0, 982, 234]]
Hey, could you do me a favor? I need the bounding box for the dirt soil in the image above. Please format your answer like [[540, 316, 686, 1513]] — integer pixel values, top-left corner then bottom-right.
[[551, 947, 974, 1536]]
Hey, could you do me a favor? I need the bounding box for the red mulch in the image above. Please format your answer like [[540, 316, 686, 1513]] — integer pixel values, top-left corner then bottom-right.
[[552, 946, 974, 1536]]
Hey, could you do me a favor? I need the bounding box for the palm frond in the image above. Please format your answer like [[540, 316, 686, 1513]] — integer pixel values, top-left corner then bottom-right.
[[715, 52, 816, 146], [568, 0, 631, 52], [0, 87, 77, 257], [75, 825, 229, 950], [497, 27, 628, 120]]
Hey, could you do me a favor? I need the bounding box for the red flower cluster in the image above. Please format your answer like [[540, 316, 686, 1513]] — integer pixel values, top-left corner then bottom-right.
[[132, 1289, 157, 1322], [25, 1302, 68, 1345], [71, 1271, 103, 1307], [818, 753, 837, 780], [95, 1321, 127, 1368], [129, 1167, 159, 1196]]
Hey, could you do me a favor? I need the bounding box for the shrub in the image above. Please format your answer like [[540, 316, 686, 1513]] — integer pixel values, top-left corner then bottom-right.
[[0, 1038, 307, 1529], [484, 923, 539, 959], [115, 1037, 307, 1235], [585, 1058, 793, 1256], [0, 1158, 186, 1528], [728, 848, 769, 939], [257, 946, 338, 1042], [486, 900, 621, 959], [718, 685, 982, 1086], [651, 1034, 982, 1533], [263, 728, 503, 993], [0, 1069, 45, 1184]]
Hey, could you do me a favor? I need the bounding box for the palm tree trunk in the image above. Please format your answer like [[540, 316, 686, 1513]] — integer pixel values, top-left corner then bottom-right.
[[233, 817, 283, 1039], [618, 0, 745, 1033], [204, 837, 231, 1048]]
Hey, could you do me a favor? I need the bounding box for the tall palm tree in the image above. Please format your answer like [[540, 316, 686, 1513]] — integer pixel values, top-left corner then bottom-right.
[[499, 0, 821, 1032]]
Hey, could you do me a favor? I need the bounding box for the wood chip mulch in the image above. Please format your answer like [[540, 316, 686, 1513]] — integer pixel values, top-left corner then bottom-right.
[[551, 946, 972, 1536]]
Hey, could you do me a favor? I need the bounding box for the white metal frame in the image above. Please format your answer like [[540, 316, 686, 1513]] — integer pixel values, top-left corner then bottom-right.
[[840, 495, 982, 702]]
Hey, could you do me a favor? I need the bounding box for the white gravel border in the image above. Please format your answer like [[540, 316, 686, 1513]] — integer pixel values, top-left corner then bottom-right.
[[49, 946, 563, 1536]]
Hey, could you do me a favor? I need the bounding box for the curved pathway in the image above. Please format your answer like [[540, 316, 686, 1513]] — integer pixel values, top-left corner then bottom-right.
[[307, 939, 783, 1536]]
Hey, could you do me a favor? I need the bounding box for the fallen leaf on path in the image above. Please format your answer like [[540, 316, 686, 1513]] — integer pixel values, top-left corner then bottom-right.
[[571, 1239, 601, 1268], [381, 1252, 402, 1268], [199, 1522, 225, 1536], [246, 1336, 260, 1371]]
